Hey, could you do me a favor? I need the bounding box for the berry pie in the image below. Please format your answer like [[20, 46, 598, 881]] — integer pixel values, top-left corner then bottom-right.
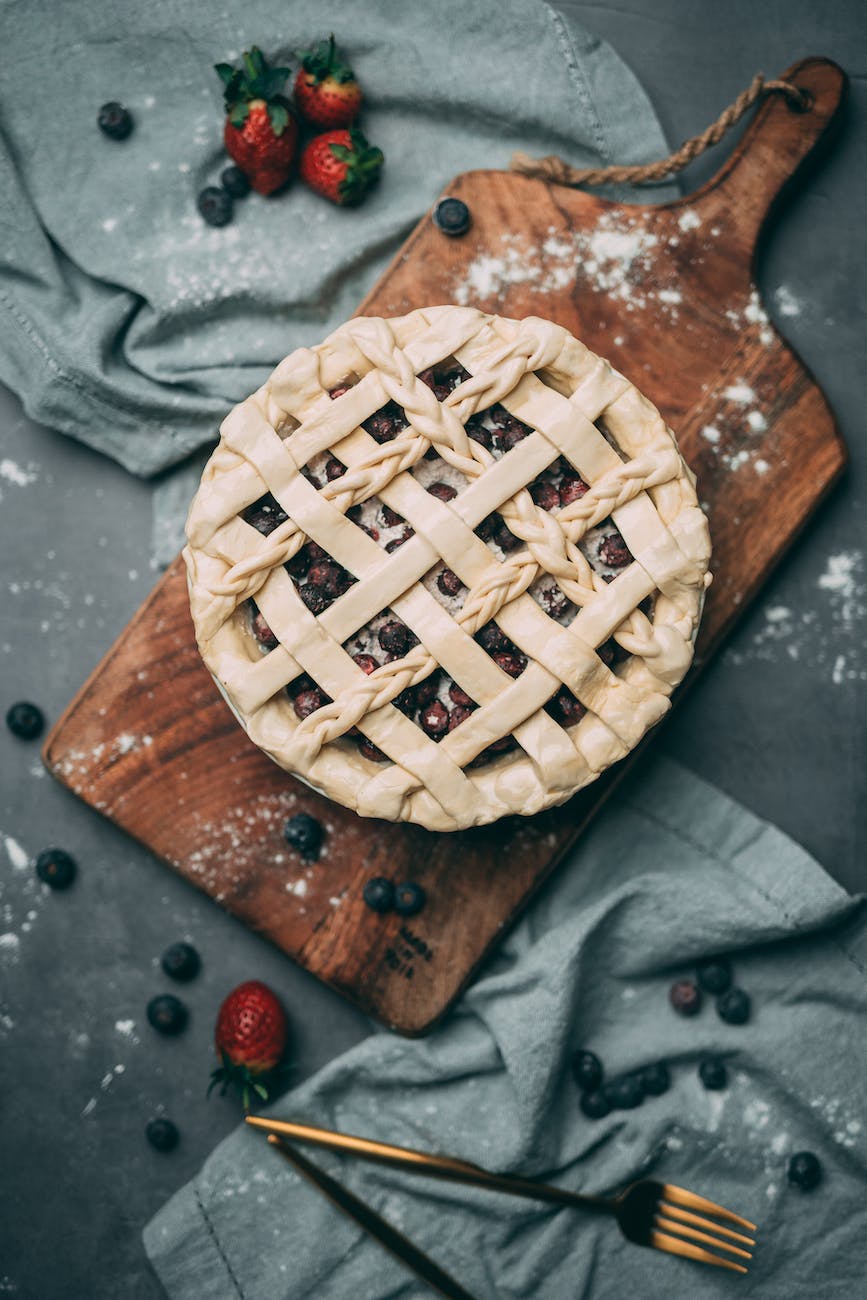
[[185, 307, 711, 831]]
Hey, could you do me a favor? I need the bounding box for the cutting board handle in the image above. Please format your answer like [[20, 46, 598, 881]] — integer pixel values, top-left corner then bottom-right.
[[689, 57, 847, 257]]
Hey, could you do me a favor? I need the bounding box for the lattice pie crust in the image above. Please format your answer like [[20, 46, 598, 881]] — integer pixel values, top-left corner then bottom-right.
[[185, 307, 711, 831]]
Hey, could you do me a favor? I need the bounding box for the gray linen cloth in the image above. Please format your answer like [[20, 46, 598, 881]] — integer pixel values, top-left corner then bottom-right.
[[0, 0, 676, 561], [144, 756, 867, 1299]]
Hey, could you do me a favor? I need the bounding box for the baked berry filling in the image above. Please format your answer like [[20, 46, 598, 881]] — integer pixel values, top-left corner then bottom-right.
[[598, 529, 632, 568], [250, 602, 278, 651], [284, 539, 357, 614], [243, 493, 288, 535], [362, 400, 409, 444]]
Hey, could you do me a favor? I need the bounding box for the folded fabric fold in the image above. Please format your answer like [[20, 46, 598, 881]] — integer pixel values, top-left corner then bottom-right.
[[144, 756, 867, 1299]]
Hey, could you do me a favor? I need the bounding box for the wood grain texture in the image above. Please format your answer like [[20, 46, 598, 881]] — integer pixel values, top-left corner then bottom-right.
[[44, 58, 847, 1034]]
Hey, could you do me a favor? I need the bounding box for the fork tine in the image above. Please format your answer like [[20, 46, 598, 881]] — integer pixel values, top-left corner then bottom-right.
[[650, 1230, 749, 1275], [656, 1215, 752, 1261], [662, 1184, 757, 1232], [660, 1201, 756, 1247]]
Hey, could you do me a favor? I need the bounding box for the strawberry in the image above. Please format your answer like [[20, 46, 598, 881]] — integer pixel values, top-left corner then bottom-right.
[[215, 47, 297, 195], [294, 34, 362, 129], [208, 980, 288, 1110], [299, 127, 384, 206]]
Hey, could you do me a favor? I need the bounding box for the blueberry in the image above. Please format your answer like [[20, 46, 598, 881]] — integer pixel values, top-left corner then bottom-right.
[[35, 848, 76, 890], [571, 1050, 603, 1093], [363, 877, 395, 914], [580, 1089, 610, 1120], [669, 979, 702, 1016], [6, 701, 44, 740], [640, 1062, 670, 1096], [698, 1056, 728, 1090], [146, 1117, 180, 1152], [717, 987, 751, 1025], [160, 942, 200, 982], [97, 102, 134, 140], [378, 620, 415, 657], [604, 1074, 644, 1110], [696, 958, 732, 995], [221, 165, 251, 198], [283, 813, 323, 862], [787, 1151, 822, 1191], [432, 197, 471, 237], [146, 994, 188, 1036], [197, 186, 233, 227], [394, 882, 426, 917]]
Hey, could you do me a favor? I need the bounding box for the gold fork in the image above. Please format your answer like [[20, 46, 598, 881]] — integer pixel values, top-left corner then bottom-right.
[[246, 1115, 757, 1275]]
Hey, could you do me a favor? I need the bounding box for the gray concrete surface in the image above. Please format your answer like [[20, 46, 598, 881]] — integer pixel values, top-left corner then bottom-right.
[[1, 3, 864, 1297]]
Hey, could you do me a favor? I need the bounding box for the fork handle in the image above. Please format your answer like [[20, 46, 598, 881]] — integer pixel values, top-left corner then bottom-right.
[[246, 1116, 612, 1214]]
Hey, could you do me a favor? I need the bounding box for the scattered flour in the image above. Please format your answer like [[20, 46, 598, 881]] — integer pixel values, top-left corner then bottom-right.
[[0, 933, 21, 965], [725, 550, 865, 683], [722, 382, 757, 405], [810, 1096, 863, 1149], [452, 213, 681, 318], [726, 289, 775, 346], [3, 836, 29, 871], [0, 459, 39, 488], [818, 551, 861, 618], [773, 285, 802, 318], [677, 208, 702, 232], [114, 1019, 140, 1044], [744, 289, 775, 345], [0, 828, 49, 975]]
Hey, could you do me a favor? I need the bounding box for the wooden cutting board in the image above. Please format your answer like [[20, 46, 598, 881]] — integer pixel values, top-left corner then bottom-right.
[[44, 58, 846, 1034]]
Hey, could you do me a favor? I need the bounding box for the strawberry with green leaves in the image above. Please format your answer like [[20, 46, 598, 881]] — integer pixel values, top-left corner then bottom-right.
[[208, 980, 288, 1110], [215, 47, 297, 195], [299, 127, 384, 206], [294, 34, 362, 129]]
